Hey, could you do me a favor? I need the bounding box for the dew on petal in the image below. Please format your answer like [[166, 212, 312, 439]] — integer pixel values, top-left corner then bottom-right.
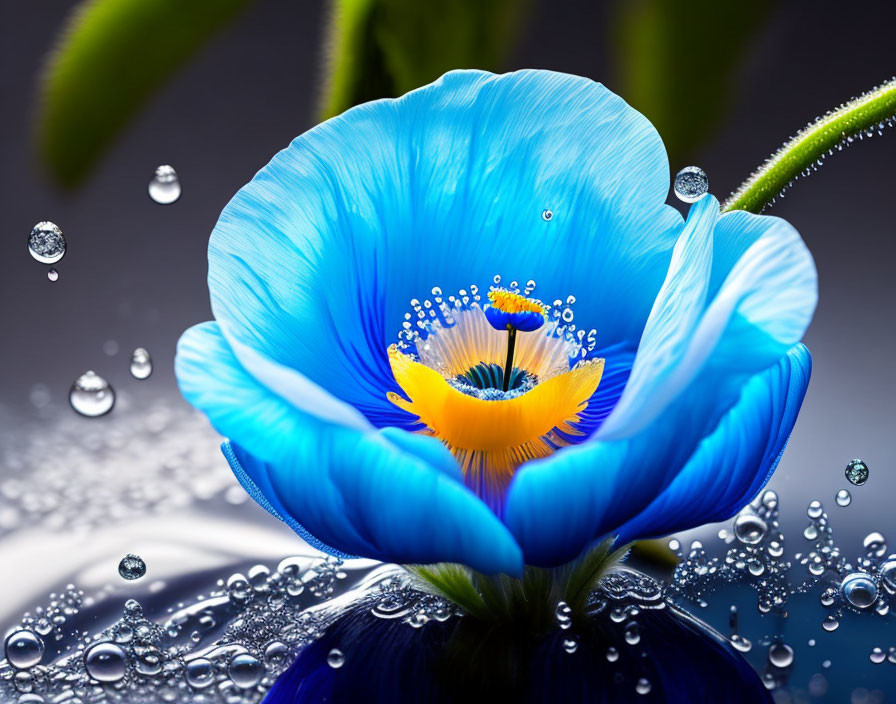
[[673, 166, 709, 203]]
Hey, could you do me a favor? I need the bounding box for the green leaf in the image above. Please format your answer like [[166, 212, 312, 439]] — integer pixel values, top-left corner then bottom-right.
[[38, 0, 254, 188], [614, 0, 773, 168], [319, 0, 527, 121]]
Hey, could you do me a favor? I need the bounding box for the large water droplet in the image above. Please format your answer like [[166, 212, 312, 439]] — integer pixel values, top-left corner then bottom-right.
[[118, 553, 146, 580], [4, 631, 44, 669], [84, 642, 127, 682], [28, 222, 66, 264], [768, 643, 794, 668], [185, 658, 215, 688], [673, 166, 709, 203], [148, 165, 181, 204], [69, 371, 115, 417], [327, 648, 345, 669], [840, 572, 878, 609], [129, 348, 153, 380], [845, 458, 869, 486], [734, 513, 767, 544], [835, 489, 852, 507], [228, 653, 263, 688]]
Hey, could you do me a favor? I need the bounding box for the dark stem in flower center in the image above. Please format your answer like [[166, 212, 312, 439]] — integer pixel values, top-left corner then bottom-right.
[[502, 327, 517, 392]]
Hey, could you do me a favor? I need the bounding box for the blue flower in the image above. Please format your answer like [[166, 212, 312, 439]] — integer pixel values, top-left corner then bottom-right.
[[176, 69, 816, 575]]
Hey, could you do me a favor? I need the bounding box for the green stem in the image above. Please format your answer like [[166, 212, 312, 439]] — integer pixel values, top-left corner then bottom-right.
[[724, 76, 896, 214], [502, 328, 517, 392]]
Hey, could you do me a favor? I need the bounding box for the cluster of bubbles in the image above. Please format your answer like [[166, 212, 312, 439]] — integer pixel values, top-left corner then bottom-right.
[[723, 76, 896, 212], [668, 457, 896, 694], [397, 276, 598, 364], [0, 555, 363, 703]]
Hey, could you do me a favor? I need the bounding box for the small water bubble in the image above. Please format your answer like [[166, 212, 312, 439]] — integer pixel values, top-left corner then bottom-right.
[[69, 371, 115, 417], [822, 659, 831, 669], [28, 222, 66, 264], [862, 532, 887, 558], [836, 489, 852, 507], [541, 209, 553, 222], [47, 268, 59, 282], [327, 648, 345, 669], [807, 500, 824, 519], [841, 572, 878, 609], [148, 165, 181, 204], [808, 639, 816, 647], [606, 646, 619, 662], [768, 643, 794, 668], [118, 553, 146, 580], [228, 653, 263, 688], [624, 622, 640, 645], [4, 631, 44, 669], [822, 614, 840, 631], [845, 459, 869, 486], [562, 638, 578, 654], [555, 600, 572, 629], [734, 513, 768, 545], [804, 525, 819, 540], [870, 647, 886, 664], [635, 678, 652, 695], [130, 348, 153, 380], [673, 166, 709, 203], [730, 634, 752, 653], [878, 559, 896, 592], [84, 642, 127, 682]]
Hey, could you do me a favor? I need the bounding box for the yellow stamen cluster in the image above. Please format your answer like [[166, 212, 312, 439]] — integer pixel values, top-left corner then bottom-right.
[[487, 290, 546, 315]]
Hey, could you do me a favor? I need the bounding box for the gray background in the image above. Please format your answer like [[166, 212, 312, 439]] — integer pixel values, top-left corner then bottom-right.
[[1, 1, 894, 561]]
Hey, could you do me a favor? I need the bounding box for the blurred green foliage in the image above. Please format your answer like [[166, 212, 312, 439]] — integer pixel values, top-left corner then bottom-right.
[[615, 0, 773, 169], [38, 0, 253, 188]]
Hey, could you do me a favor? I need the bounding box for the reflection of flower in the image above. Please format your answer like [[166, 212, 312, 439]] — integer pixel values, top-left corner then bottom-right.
[[176, 69, 816, 575]]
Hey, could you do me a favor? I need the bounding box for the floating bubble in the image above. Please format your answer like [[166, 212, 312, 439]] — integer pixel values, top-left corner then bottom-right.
[[836, 489, 852, 507], [845, 459, 869, 486], [879, 560, 896, 593], [807, 500, 823, 519], [69, 371, 115, 417], [148, 165, 181, 204], [47, 268, 59, 282], [28, 222, 66, 264], [4, 631, 44, 669], [606, 646, 619, 662], [541, 209, 553, 222], [730, 634, 752, 653], [635, 678, 652, 695], [822, 614, 840, 631], [327, 648, 345, 669], [84, 642, 127, 682], [734, 513, 767, 545], [862, 532, 887, 558], [130, 348, 153, 380], [673, 166, 709, 203], [840, 572, 878, 609], [185, 658, 215, 688], [562, 638, 578, 654], [768, 643, 794, 668], [118, 553, 146, 580], [870, 647, 886, 664], [228, 653, 263, 689]]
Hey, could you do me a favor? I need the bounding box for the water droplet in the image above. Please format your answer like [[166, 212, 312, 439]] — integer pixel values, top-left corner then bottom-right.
[[840, 572, 878, 609], [836, 489, 852, 507], [862, 531, 887, 558], [822, 614, 839, 631], [69, 371, 115, 417], [118, 553, 146, 580], [555, 600, 572, 629], [562, 638, 578, 654], [228, 653, 263, 688], [148, 165, 181, 204], [4, 631, 44, 669], [730, 634, 752, 653], [28, 222, 66, 264], [129, 348, 153, 380], [879, 559, 896, 592], [606, 646, 619, 662], [327, 648, 345, 669], [768, 643, 794, 668], [804, 525, 819, 540], [845, 459, 869, 486], [673, 166, 709, 203], [636, 678, 652, 695], [541, 209, 553, 222], [624, 622, 640, 645], [807, 500, 824, 519], [47, 268, 59, 282], [84, 642, 127, 682], [808, 639, 816, 647], [734, 513, 768, 544], [185, 658, 215, 688], [870, 647, 886, 664]]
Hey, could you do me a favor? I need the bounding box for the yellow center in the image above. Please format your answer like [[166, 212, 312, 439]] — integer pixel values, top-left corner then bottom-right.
[[487, 289, 546, 314]]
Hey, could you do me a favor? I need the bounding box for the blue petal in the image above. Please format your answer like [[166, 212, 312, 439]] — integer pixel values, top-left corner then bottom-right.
[[207, 69, 683, 430], [615, 344, 811, 543], [176, 321, 523, 574]]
